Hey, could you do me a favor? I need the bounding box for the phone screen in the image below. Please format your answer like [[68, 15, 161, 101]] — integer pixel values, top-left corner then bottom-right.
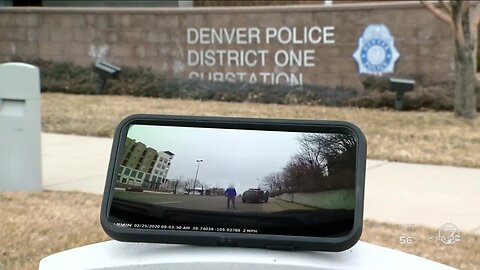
[[107, 123, 358, 238]]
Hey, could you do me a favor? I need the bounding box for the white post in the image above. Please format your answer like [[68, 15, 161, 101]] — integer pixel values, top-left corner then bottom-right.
[[0, 62, 42, 191]]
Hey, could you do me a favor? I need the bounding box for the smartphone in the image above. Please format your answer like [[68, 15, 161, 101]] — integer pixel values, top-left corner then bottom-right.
[[101, 114, 367, 251]]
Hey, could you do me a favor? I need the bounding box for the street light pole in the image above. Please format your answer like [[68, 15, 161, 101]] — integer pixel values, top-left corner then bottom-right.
[[193, 159, 203, 194]]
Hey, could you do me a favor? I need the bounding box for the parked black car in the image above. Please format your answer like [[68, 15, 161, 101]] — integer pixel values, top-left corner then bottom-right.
[[125, 186, 143, 192], [242, 188, 269, 203]]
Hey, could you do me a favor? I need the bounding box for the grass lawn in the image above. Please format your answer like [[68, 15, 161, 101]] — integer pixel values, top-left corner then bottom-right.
[[41, 93, 480, 168], [1, 191, 478, 270]]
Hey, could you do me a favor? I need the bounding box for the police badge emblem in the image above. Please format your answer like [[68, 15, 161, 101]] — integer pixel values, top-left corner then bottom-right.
[[353, 24, 400, 75]]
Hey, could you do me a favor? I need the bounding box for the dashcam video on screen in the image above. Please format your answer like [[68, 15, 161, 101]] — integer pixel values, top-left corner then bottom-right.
[[108, 124, 357, 237]]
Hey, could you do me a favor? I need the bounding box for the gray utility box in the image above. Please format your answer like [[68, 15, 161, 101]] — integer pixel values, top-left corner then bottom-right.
[[0, 62, 42, 191]]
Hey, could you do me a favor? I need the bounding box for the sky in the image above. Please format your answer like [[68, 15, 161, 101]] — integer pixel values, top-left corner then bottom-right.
[[126, 124, 308, 193]]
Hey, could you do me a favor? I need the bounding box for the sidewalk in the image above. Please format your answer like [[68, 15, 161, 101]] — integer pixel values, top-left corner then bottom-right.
[[41, 133, 480, 235]]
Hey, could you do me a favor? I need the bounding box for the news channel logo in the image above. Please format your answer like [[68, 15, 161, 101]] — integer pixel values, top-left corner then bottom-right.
[[429, 223, 461, 245], [397, 223, 461, 245]]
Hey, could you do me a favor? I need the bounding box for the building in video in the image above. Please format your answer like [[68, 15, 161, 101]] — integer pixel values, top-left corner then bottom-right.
[[117, 137, 175, 191]]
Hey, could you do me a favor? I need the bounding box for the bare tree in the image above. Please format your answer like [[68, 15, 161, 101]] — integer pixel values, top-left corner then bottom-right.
[[275, 133, 356, 192], [183, 178, 204, 194], [262, 172, 283, 191], [296, 135, 328, 179], [171, 176, 183, 194], [183, 179, 193, 194], [296, 134, 355, 171], [422, 0, 479, 119]]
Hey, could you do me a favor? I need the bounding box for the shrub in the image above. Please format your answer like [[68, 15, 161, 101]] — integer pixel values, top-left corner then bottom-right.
[[12, 58, 479, 111]]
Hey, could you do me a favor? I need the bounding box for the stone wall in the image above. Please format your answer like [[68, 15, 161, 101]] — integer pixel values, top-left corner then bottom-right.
[[0, 3, 454, 88], [277, 189, 355, 210]]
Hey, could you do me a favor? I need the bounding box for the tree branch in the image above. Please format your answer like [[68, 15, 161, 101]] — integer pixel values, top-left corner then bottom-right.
[[440, 0, 452, 15], [421, 0, 453, 25], [472, 1, 480, 26], [460, 0, 470, 15], [451, 0, 468, 47]]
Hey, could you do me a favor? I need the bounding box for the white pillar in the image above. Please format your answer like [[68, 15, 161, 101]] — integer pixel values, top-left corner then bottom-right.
[[0, 62, 42, 191]]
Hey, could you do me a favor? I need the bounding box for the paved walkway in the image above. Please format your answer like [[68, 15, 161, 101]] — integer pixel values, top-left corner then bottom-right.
[[41, 133, 480, 235]]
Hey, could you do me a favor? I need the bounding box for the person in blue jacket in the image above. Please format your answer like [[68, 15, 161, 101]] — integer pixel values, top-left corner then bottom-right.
[[224, 184, 237, 209]]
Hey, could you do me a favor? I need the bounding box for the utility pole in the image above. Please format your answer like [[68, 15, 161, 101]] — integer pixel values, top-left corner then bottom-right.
[[193, 159, 203, 194]]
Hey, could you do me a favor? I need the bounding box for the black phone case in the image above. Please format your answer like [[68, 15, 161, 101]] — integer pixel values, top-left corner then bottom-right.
[[100, 114, 367, 251]]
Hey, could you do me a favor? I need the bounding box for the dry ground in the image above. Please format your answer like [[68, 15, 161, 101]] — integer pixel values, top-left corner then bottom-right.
[[1, 191, 478, 270], [41, 93, 480, 168]]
